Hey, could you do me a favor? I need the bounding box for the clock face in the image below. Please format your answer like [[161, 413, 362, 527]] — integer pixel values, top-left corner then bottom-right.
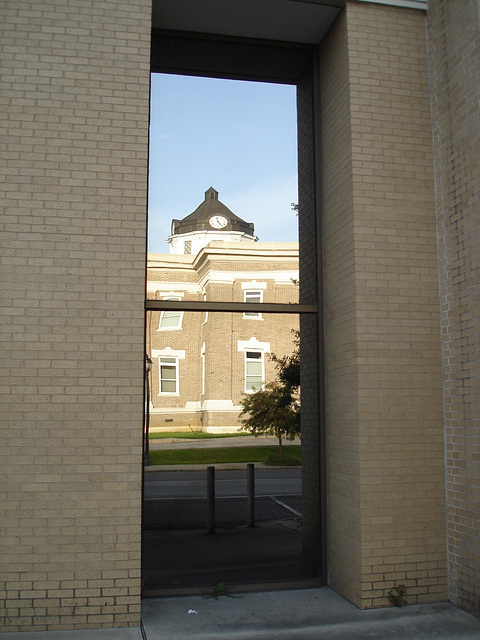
[[209, 215, 228, 229]]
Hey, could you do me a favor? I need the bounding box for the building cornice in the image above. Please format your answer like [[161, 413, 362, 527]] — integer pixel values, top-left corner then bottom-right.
[[198, 270, 299, 289], [148, 254, 195, 267], [193, 241, 298, 272]]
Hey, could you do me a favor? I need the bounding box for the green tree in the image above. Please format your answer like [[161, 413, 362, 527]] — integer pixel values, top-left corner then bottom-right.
[[270, 329, 300, 392], [239, 331, 300, 457]]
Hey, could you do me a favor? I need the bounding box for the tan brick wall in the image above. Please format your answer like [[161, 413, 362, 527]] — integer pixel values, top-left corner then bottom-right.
[[318, 9, 360, 600], [0, 0, 151, 632], [320, 2, 446, 607], [427, 0, 480, 617]]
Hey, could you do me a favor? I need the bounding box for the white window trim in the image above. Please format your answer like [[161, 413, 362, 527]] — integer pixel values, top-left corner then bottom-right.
[[244, 350, 265, 393], [158, 296, 184, 331], [152, 348, 186, 359], [158, 356, 179, 396], [243, 288, 263, 319], [238, 338, 270, 353], [152, 348, 185, 396], [238, 338, 270, 393], [241, 281, 267, 290]]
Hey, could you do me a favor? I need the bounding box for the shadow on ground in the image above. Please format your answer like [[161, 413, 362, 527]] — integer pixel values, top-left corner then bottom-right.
[[142, 495, 319, 596]]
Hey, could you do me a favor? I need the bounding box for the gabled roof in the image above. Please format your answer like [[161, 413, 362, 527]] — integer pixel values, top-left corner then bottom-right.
[[171, 187, 255, 237]]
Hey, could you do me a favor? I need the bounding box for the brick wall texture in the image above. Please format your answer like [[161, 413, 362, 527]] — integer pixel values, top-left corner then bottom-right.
[[427, 0, 480, 617], [1, 0, 151, 632], [2, 0, 480, 632], [319, 2, 446, 608]]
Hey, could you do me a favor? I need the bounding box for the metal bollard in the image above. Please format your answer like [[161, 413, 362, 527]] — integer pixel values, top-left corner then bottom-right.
[[207, 465, 215, 534], [247, 463, 255, 527]]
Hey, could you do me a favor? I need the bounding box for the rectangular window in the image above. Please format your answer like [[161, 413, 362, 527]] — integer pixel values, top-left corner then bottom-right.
[[159, 297, 183, 330], [245, 350, 264, 392], [244, 290, 262, 318], [159, 356, 178, 394]]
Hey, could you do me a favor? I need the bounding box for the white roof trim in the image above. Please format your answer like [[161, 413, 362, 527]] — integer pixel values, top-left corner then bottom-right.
[[199, 270, 299, 288]]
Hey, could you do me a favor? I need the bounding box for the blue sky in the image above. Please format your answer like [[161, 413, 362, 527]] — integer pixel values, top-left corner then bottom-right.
[[148, 73, 298, 253]]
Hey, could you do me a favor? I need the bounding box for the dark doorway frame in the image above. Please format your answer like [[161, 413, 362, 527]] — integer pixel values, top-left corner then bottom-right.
[[145, 29, 326, 586]]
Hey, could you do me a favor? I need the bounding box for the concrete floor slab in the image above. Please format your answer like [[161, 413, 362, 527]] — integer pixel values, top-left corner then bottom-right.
[[142, 587, 480, 640], [3, 589, 480, 639]]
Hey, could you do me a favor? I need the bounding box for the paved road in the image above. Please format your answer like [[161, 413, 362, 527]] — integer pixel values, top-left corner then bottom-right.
[[144, 468, 301, 499], [143, 468, 302, 529], [144, 495, 302, 529]]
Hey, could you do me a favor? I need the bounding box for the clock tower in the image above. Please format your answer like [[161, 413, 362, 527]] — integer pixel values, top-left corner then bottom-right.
[[168, 187, 257, 254]]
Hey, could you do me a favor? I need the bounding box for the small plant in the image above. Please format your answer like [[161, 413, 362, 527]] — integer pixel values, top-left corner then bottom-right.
[[388, 584, 407, 607], [202, 579, 240, 599]]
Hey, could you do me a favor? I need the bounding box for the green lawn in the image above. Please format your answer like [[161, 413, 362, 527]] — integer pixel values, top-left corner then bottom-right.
[[148, 445, 301, 467], [149, 431, 249, 440]]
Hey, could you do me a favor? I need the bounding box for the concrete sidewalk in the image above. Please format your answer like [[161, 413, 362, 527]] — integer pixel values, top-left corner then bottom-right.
[[3, 588, 480, 639], [148, 435, 300, 450], [142, 588, 480, 640]]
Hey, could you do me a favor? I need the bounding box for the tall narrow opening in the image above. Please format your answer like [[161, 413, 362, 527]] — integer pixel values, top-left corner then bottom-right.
[[144, 26, 325, 595]]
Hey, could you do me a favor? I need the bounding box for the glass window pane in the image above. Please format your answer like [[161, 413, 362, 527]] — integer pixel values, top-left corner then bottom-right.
[[161, 365, 176, 379], [161, 379, 176, 393], [246, 377, 262, 391], [244, 292, 261, 317], [160, 310, 182, 328], [247, 361, 262, 376]]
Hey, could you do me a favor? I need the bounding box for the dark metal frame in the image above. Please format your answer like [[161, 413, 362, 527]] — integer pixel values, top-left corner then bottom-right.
[[145, 27, 327, 587], [145, 300, 317, 315]]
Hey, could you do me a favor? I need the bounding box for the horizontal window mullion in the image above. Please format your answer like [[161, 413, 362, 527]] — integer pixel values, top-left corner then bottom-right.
[[145, 300, 317, 314]]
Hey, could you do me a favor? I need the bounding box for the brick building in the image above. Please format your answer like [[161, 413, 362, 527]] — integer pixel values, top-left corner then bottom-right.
[[1, 0, 479, 634], [146, 188, 299, 432]]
